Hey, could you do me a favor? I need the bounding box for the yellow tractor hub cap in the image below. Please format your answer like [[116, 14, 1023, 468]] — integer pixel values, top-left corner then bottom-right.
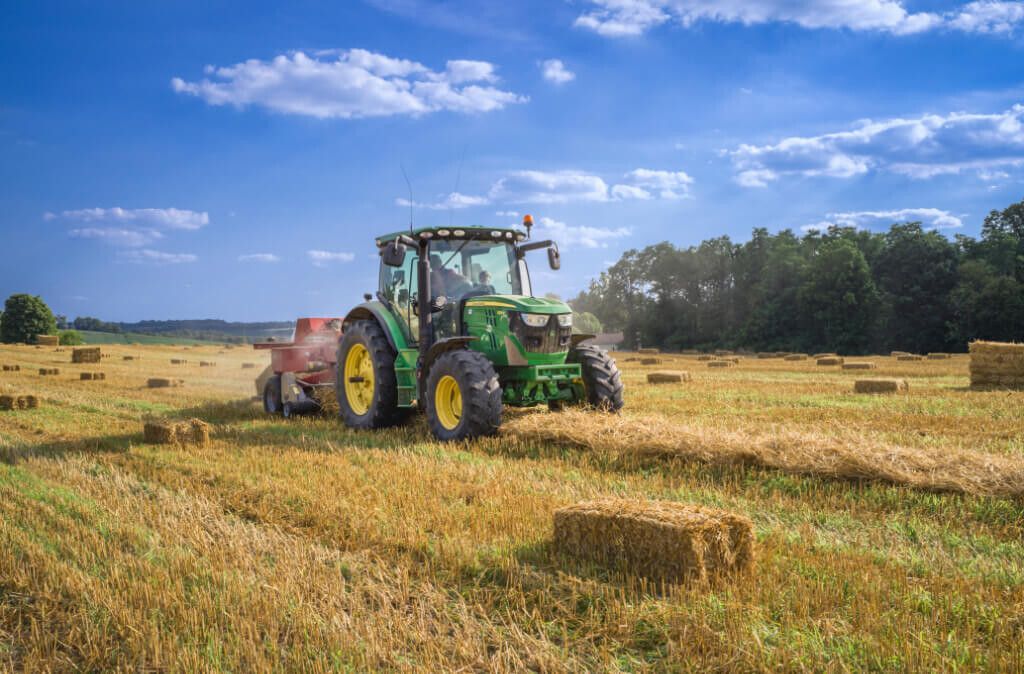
[[344, 343, 375, 415], [434, 375, 462, 431]]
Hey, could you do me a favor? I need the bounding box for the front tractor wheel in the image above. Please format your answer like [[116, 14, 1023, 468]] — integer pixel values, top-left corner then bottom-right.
[[570, 344, 625, 412], [336, 320, 405, 430], [425, 350, 502, 442]]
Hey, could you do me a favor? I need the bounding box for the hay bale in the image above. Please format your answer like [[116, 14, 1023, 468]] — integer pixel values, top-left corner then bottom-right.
[[891, 351, 911, 357], [817, 357, 844, 366], [123, 355, 136, 361], [80, 372, 106, 381], [897, 355, 923, 361], [147, 378, 184, 388], [969, 340, 1024, 389], [756, 352, 776, 359], [784, 354, 808, 361], [0, 395, 14, 411], [143, 418, 210, 446], [812, 353, 837, 359], [842, 362, 877, 370], [697, 355, 715, 362], [170, 359, 188, 365], [553, 499, 754, 583], [22, 395, 38, 409], [144, 420, 178, 444], [647, 370, 691, 384], [927, 353, 952, 360], [638, 348, 659, 355], [38, 368, 60, 376], [640, 357, 661, 365], [241, 362, 257, 369], [854, 378, 909, 394], [200, 361, 216, 367], [623, 357, 640, 363], [2, 364, 21, 372], [80, 372, 93, 380], [71, 347, 101, 364], [714, 350, 734, 357], [2, 395, 40, 411], [708, 360, 734, 368], [36, 335, 59, 346]]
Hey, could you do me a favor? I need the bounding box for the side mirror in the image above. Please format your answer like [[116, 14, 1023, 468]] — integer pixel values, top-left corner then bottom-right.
[[548, 244, 561, 271], [382, 240, 407, 267]]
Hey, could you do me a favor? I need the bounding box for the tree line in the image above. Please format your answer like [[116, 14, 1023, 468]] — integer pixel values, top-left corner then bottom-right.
[[570, 198, 1024, 354]]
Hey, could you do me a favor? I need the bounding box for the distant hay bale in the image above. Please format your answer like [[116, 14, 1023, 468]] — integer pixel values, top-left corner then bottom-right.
[[123, 355, 136, 361], [38, 368, 60, 376], [812, 353, 837, 359], [647, 370, 691, 384], [708, 360, 734, 368], [71, 347, 101, 364], [891, 351, 911, 357], [756, 352, 776, 359], [714, 350, 734, 357], [143, 418, 210, 446], [2, 364, 21, 372], [623, 357, 640, 363], [843, 362, 877, 370], [170, 359, 188, 365], [1, 394, 39, 411], [897, 355, 924, 361], [817, 357, 844, 366], [23, 395, 38, 409], [969, 340, 1024, 390], [854, 378, 909, 394], [80, 372, 106, 381], [638, 348, 659, 355], [697, 355, 715, 361], [553, 499, 755, 584], [927, 353, 952, 360], [147, 377, 184, 388], [0, 395, 14, 411], [200, 361, 216, 367], [241, 362, 257, 369], [640, 357, 661, 365], [36, 335, 59, 346], [784, 354, 808, 361]]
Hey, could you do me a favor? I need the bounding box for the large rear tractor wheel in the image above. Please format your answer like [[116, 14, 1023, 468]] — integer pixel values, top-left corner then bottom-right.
[[337, 320, 406, 430], [569, 345, 625, 412], [425, 350, 502, 442], [263, 375, 282, 415]]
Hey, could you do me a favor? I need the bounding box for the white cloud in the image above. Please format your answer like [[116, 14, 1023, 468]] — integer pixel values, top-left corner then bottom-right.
[[495, 210, 520, 217], [617, 168, 693, 199], [396, 192, 490, 210], [728, 104, 1024, 185], [540, 59, 575, 85], [49, 207, 208, 230], [118, 249, 198, 264], [535, 216, 632, 249], [172, 49, 526, 119], [238, 253, 280, 263], [949, 1, 1024, 33], [802, 208, 964, 232], [69, 227, 163, 247], [488, 170, 612, 203], [574, 0, 1024, 36], [308, 250, 355, 266]]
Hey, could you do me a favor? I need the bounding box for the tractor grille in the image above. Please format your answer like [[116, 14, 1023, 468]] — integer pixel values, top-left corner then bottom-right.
[[511, 313, 572, 354]]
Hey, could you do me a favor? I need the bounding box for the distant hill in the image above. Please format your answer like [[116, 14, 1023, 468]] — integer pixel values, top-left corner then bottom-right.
[[114, 319, 295, 343], [78, 330, 215, 345]]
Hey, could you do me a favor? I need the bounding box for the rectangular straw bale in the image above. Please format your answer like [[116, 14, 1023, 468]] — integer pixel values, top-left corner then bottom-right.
[[842, 362, 877, 370], [897, 355, 923, 361], [553, 499, 754, 583], [123, 355, 136, 361], [817, 357, 844, 366], [640, 357, 661, 365], [200, 361, 216, 367], [647, 370, 691, 384], [638, 348, 659, 355], [80, 372, 106, 381], [170, 359, 188, 365], [2, 364, 21, 371], [891, 351, 911, 357], [784, 354, 808, 361], [147, 377, 183, 388], [854, 378, 909, 394], [812, 353, 837, 359], [71, 347, 101, 364], [241, 362, 257, 369], [756, 352, 775, 359], [36, 335, 59, 346], [969, 340, 1024, 389], [708, 360, 734, 368], [143, 418, 210, 446], [927, 353, 952, 360], [697, 355, 715, 361], [38, 368, 60, 376], [23, 395, 39, 409], [0, 395, 14, 411], [714, 350, 734, 357]]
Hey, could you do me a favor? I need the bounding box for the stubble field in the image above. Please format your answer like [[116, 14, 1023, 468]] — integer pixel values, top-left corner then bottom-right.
[[0, 342, 1022, 672]]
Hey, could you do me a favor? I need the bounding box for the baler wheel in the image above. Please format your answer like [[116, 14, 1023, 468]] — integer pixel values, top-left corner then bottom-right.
[[263, 375, 282, 415]]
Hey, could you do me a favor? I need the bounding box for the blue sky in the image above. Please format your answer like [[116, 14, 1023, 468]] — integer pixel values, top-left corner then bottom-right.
[[2, 0, 1023, 321]]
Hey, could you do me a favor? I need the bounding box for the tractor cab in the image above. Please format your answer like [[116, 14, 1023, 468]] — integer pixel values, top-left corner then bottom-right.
[[333, 216, 624, 441]]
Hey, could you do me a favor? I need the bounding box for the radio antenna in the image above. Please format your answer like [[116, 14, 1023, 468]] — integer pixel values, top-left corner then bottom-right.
[[400, 162, 414, 234], [449, 144, 467, 229]]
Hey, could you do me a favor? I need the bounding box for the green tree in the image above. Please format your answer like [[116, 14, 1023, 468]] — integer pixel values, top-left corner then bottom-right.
[[1, 294, 58, 344], [572, 311, 602, 335], [59, 329, 85, 346], [799, 239, 880, 354]]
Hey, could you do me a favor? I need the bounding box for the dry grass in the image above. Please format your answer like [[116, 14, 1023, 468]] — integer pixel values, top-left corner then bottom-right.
[[0, 342, 1022, 671]]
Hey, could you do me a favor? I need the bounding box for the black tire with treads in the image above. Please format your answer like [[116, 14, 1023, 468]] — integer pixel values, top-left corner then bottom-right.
[[336, 320, 409, 430], [263, 375, 282, 415], [569, 344, 625, 412], [425, 349, 503, 441]]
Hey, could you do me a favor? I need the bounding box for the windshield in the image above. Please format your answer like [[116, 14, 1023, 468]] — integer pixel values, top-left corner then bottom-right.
[[428, 239, 526, 301]]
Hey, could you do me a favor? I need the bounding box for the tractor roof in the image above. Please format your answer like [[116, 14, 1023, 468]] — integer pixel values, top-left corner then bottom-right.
[[375, 225, 527, 246]]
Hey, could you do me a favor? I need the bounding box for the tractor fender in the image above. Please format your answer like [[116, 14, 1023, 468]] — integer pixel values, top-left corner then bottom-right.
[[423, 337, 478, 374], [342, 302, 409, 353], [570, 334, 596, 349]]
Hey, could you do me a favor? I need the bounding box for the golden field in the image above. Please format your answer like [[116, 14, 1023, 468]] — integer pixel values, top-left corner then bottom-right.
[[0, 343, 1022, 672]]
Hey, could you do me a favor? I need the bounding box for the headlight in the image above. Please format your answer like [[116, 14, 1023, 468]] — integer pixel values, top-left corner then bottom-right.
[[520, 313, 549, 328], [557, 314, 573, 327]]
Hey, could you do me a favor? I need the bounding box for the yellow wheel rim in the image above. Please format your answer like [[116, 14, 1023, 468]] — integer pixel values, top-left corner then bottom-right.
[[343, 343, 375, 416], [434, 375, 462, 431]]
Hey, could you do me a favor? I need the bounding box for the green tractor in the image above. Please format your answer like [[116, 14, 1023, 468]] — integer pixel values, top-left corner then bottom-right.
[[336, 216, 624, 441]]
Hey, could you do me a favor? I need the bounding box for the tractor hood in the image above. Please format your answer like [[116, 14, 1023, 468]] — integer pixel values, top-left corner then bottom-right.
[[464, 295, 571, 315]]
